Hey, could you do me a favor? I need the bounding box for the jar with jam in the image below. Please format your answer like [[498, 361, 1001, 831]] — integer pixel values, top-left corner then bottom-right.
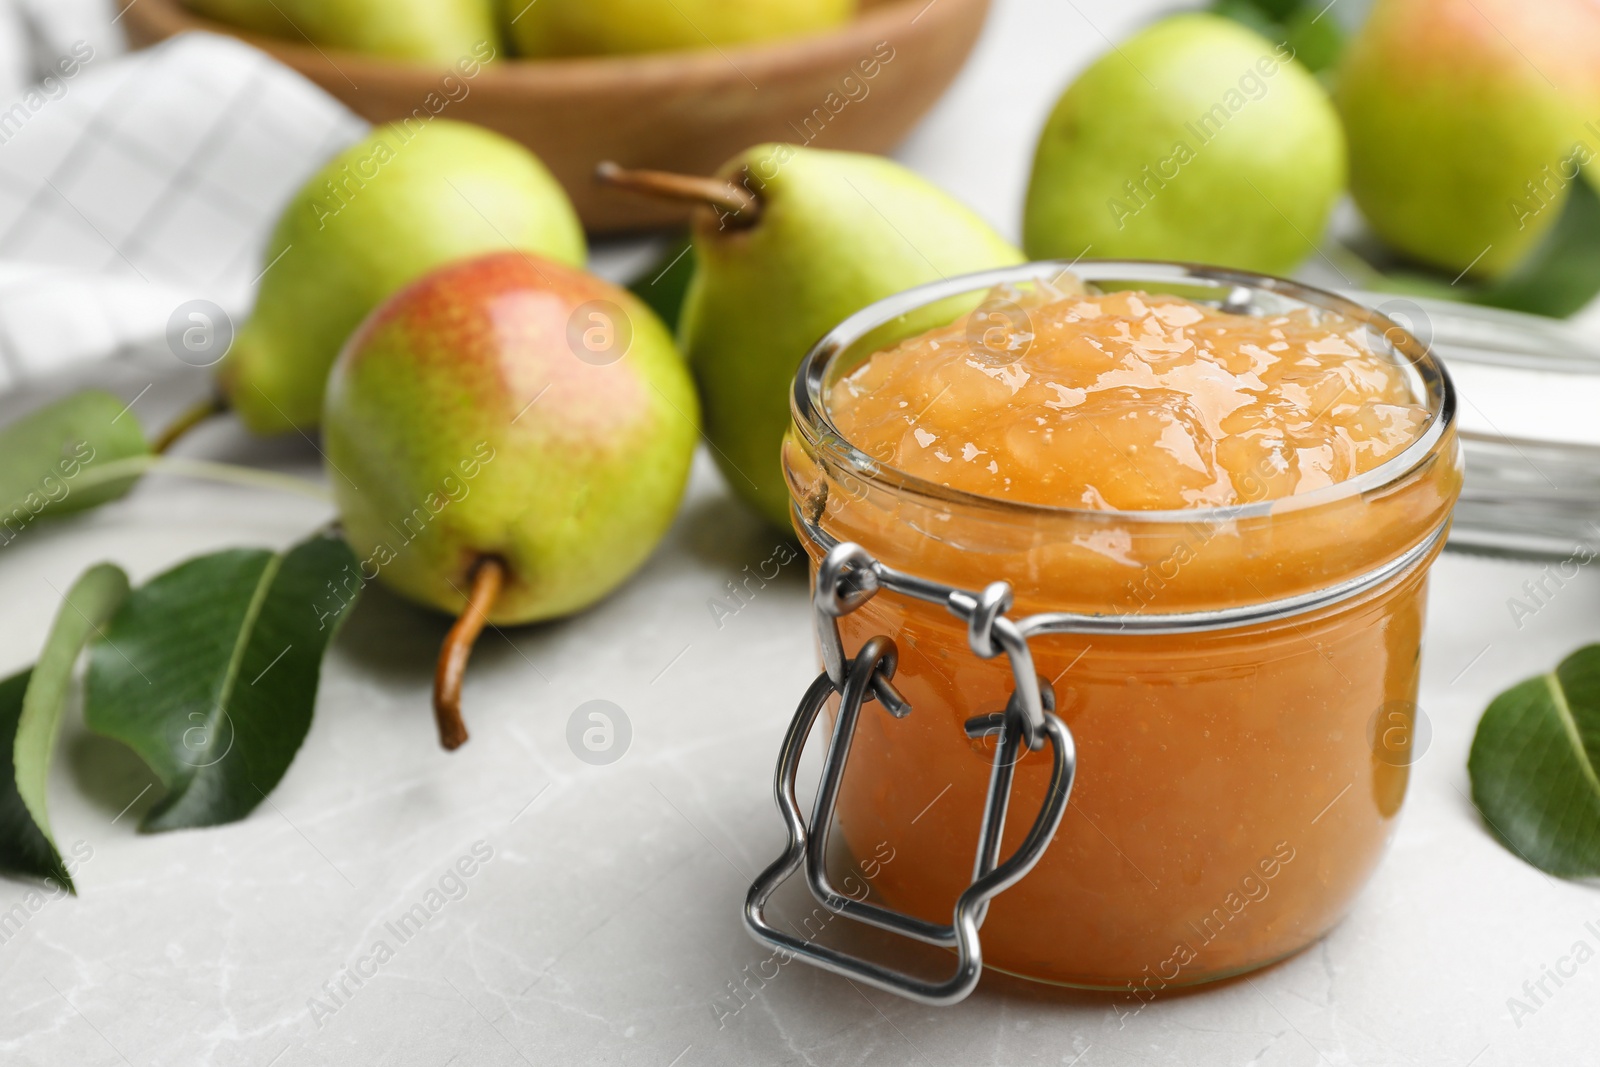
[[745, 262, 1462, 1002]]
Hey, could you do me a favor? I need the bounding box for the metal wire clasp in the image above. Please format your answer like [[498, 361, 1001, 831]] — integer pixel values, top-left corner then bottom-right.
[[743, 542, 1077, 1005]]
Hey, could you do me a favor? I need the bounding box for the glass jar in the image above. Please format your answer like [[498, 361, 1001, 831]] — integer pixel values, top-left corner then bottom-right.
[[772, 262, 1462, 994]]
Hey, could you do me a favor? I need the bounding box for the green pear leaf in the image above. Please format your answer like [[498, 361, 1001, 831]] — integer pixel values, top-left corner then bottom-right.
[[1469, 644, 1600, 877], [629, 235, 696, 335], [1473, 176, 1600, 319], [1352, 178, 1600, 319], [0, 563, 130, 888], [0, 390, 151, 546], [1210, 0, 1346, 74], [85, 532, 359, 832], [0, 672, 47, 881]]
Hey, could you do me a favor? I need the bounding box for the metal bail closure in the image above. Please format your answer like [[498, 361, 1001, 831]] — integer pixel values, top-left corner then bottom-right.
[[743, 542, 1077, 1006]]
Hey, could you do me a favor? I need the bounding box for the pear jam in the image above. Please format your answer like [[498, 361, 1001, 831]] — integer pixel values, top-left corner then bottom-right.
[[785, 274, 1461, 991], [830, 283, 1426, 511]]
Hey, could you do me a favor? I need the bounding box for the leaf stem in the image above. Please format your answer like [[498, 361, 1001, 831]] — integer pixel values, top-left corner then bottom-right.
[[151, 394, 229, 454], [71, 454, 333, 503], [433, 557, 506, 751]]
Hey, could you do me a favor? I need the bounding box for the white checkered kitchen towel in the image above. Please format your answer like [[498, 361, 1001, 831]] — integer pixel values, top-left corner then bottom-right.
[[0, 2, 367, 391]]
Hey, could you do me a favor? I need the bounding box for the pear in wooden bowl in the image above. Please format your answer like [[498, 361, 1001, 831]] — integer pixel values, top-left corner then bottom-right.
[[118, 0, 993, 233]]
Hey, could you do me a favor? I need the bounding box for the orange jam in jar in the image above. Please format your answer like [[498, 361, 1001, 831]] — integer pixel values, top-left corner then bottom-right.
[[782, 263, 1461, 991]]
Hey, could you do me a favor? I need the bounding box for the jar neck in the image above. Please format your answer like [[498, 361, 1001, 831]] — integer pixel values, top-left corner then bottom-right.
[[783, 426, 1462, 618]]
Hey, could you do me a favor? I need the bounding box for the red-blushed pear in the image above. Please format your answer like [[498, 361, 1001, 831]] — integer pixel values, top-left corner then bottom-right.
[[1337, 0, 1600, 280], [322, 252, 699, 749]]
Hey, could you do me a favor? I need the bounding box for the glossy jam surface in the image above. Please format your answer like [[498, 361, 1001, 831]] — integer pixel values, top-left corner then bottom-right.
[[786, 279, 1461, 991], [830, 283, 1428, 511]]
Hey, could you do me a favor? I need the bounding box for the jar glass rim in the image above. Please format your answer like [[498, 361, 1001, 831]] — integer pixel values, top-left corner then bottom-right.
[[791, 259, 1458, 526]]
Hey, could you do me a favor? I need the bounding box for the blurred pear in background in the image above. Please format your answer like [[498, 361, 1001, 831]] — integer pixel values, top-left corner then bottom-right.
[[505, 0, 857, 57], [1337, 0, 1600, 282], [183, 0, 500, 65], [1023, 13, 1346, 277]]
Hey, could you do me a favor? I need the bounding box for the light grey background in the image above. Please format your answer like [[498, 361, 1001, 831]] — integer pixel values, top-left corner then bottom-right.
[[3, 1, 1598, 1065]]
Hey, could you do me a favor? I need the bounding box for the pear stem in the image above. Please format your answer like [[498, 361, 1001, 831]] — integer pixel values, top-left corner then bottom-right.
[[151, 394, 228, 454], [433, 556, 507, 751], [595, 161, 762, 226]]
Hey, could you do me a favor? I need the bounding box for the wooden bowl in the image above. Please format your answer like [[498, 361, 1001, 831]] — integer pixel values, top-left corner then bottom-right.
[[118, 0, 992, 233]]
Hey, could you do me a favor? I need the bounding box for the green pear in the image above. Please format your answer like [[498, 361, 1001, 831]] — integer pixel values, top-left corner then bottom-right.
[[182, 0, 500, 66], [506, 0, 855, 57], [324, 251, 698, 747], [1023, 13, 1345, 276], [1337, 0, 1600, 281], [646, 144, 1021, 530], [219, 119, 585, 435]]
